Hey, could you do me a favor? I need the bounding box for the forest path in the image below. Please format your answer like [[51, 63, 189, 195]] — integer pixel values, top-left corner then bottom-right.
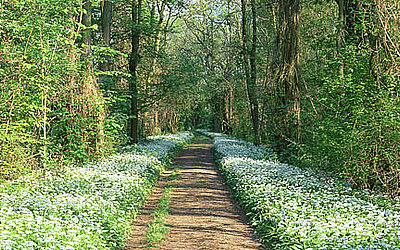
[[155, 136, 262, 249], [126, 136, 263, 249]]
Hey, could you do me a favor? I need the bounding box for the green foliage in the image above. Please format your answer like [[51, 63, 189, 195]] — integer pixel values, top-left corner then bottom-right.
[[1, 0, 80, 178], [297, 45, 400, 192], [283, 1, 400, 194], [146, 186, 173, 248], [176, 0, 400, 194], [0, 0, 122, 180], [1, 0, 399, 196]]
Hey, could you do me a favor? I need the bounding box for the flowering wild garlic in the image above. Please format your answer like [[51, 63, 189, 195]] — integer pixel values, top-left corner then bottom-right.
[[196, 130, 400, 250], [0, 132, 193, 249]]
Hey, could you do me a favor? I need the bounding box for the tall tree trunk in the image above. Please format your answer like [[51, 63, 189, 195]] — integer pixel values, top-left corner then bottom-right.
[[129, 0, 142, 143], [82, 0, 92, 52], [249, 0, 260, 144], [344, 0, 360, 40], [242, 0, 260, 144], [82, 0, 106, 152], [151, 0, 166, 76], [100, 0, 112, 72], [276, 0, 301, 144], [145, 0, 167, 88], [101, 1, 112, 47], [336, 0, 360, 76]]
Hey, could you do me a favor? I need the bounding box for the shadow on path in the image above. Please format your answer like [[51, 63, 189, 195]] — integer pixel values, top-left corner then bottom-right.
[[158, 138, 263, 250]]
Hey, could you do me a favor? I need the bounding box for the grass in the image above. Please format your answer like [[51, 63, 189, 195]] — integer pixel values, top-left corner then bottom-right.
[[167, 168, 181, 182], [146, 167, 181, 248], [146, 187, 173, 248]]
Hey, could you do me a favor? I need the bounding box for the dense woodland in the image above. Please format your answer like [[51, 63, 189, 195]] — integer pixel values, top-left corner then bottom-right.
[[0, 0, 399, 194]]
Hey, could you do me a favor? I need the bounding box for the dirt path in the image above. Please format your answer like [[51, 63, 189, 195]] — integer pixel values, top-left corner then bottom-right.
[[158, 137, 263, 249], [126, 137, 263, 249]]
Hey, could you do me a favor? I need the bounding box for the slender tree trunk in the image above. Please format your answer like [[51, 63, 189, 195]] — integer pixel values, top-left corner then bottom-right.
[[100, 0, 112, 72], [146, 0, 167, 85], [101, 1, 112, 47], [82, 0, 92, 52], [241, 0, 250, 93], [242, 0, 260, 144], [249, 0, 260, 144], [129, 0, 142, 143], [152, 1, 166, 73], [336, 0, 360, 76], [344, 0, 360, 39]]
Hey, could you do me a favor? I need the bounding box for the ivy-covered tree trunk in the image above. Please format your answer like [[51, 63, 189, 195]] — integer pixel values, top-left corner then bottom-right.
[[275, 0, 301, 148], [80, 0, 106, 154], [147, 0, 167, 85], [336, 0, 360, 48], [82, 0, 92, 50]]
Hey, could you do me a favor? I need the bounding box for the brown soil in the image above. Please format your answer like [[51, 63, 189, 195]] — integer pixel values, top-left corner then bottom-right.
[[126, 137, 264, 249]]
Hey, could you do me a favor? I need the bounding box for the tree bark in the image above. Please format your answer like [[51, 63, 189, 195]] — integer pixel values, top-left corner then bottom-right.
[[249, 0, 260, 144], [101, 1, 112, 47], [336, 0, 360, 77], [82, 0, 92, 52], [276, 0, 301, 143], [242, 0, 260, 144], [83, 0, 106, 152], [129, 0, 142, 143], [100, 0, 112, 72], [146, 0, 167, 85]]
